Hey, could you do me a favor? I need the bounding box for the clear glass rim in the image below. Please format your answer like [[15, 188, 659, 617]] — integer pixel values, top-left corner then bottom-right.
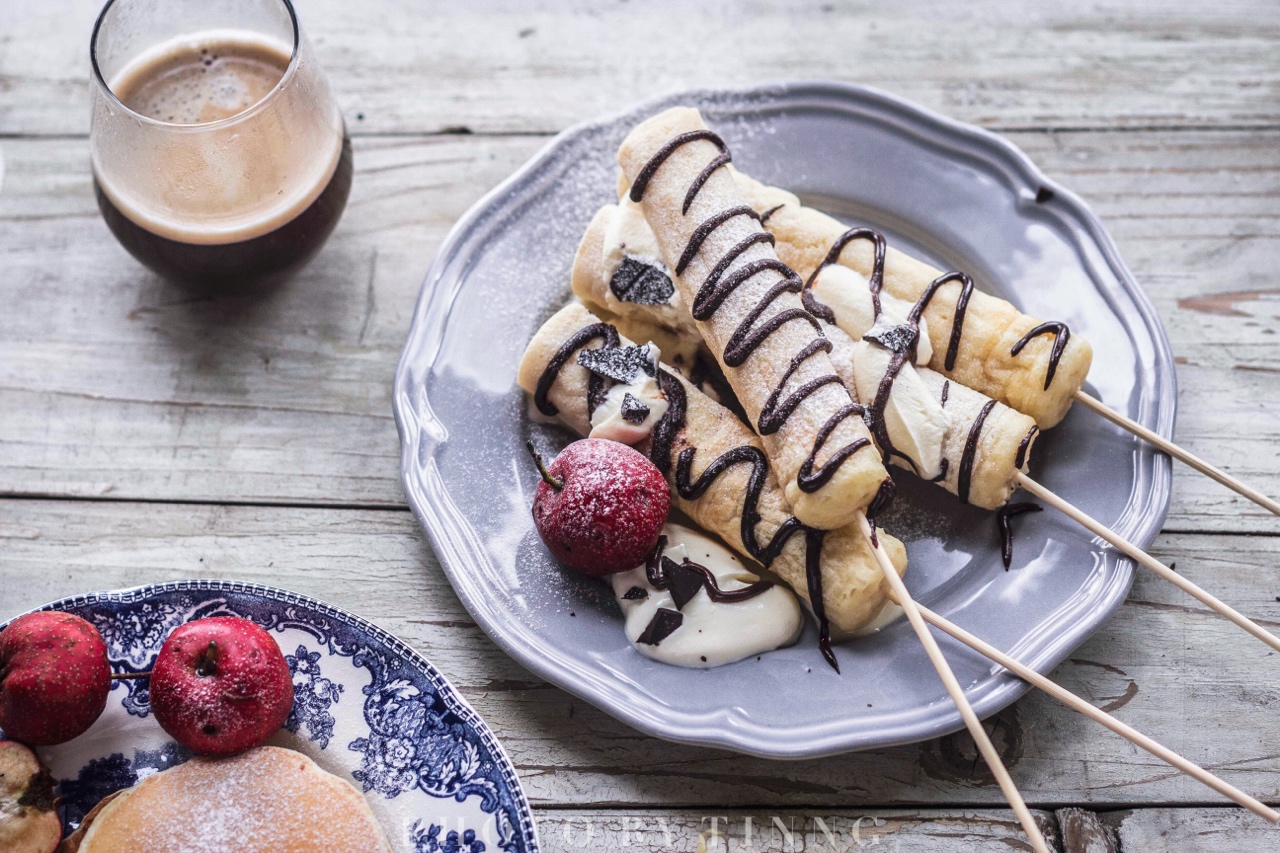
[[89, 0, 303, 131]]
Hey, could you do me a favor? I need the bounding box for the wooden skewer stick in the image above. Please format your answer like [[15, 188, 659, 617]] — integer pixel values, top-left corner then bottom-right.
[[1074, 390, 1280, 517], [910, 601, 1279, 823], [856, 512, 1051, 853], [1016, 472, 1280, 653]]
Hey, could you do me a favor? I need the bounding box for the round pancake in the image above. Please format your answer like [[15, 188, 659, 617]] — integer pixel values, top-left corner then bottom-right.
[[73, 746, 391, 852]]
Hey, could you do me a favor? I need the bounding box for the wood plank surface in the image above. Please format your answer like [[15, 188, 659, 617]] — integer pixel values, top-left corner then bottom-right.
[[3, 0, 1279, 136], [531, 808, 1059, 852], [1101, 806, 1280, 851], [4, 499, 1280, 812], [1, 130, 1276, 531], [2, 0, 1278, 844]]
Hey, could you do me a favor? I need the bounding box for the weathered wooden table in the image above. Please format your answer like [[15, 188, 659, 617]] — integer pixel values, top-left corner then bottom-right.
[[3, 2, 1278, 849]]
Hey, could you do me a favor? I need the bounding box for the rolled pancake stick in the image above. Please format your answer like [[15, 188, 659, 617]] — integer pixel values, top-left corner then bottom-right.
[[575, 205, 1039, 510], [732, 170, 1092, 429], [518, 302, 906, 636], [617, 107, 888, 530]]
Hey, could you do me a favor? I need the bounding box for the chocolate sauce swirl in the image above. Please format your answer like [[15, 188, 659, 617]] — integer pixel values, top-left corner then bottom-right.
[[645, 534, 775, 605], [631, 129, 873, 498], [1011, 322, 1071, 391]]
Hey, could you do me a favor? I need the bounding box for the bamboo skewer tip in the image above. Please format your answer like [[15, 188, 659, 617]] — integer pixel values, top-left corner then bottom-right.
[[1073, 390, 1280, 518], [1015, 472, 1280, 655], [855, 512, 1052, 853], [910, 601, 1279, 824]]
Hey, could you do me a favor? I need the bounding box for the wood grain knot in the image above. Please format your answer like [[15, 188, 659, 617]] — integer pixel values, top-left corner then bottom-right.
[[919, 705, 1023, 786]]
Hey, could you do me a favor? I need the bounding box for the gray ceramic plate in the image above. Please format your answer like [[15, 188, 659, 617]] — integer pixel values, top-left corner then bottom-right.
[[393, 83, 1174, 759]]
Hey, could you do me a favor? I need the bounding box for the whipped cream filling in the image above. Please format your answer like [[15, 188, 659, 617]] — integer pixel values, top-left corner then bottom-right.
[[852, 341, 948, 481], [589, 375, 669, 445], [812, 265, 933, 366], [611, 524, 803, 668], [584, 341, 669, 445], [601, 200, 682, 322]]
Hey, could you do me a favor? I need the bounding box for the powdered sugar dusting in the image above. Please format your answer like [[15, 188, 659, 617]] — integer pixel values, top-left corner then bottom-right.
[[81, 747, 389, 852]]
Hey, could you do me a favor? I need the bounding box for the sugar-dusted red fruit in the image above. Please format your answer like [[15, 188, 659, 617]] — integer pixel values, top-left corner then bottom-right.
[[149, 616, 294, 756], [527, 438, 670, 577], [0, 612, 111, 746], [0, 740, 62, 853]]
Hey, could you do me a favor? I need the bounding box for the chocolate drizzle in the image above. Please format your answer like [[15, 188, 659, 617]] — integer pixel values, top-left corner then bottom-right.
[[628, 129, 729, 211], [758, 203, 784, 224], [644, 535, 775, 607], [801, 224, 1072, 391], [534, 322, 620, 420], [863, 478, 897, 548], [805, 227, 887, 318], [957, 399, 997, 504], [997, 502, 1043, 568], [913, 271, 974, 372], [632, 128, 873, 499], [1011, 322, 1071, 390], [1015, 426, 1039, 470], [803, 527, 838, 672]]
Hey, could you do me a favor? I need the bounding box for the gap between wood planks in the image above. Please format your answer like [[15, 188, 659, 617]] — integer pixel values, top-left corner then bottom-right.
[[1, 490, 1278, 542], [4, 122, 1280, 142]]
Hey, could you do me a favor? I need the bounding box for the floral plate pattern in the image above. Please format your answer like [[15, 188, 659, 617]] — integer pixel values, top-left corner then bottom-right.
[[0, 581, 539, 853]]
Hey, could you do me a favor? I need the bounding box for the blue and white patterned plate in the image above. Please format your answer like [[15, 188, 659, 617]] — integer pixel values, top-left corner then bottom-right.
[[0, 581, 539, 853]]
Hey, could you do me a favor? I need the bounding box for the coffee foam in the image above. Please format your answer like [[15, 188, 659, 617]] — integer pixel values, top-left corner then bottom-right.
[[93, 30, 343, 245]]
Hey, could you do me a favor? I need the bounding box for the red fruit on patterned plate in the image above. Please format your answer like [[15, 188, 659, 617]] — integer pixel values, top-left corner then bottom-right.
[[0, 612, 111, 746], [0, 739, 62, 853], [149, 616, 294, 756], [527, 438, 670, 577]]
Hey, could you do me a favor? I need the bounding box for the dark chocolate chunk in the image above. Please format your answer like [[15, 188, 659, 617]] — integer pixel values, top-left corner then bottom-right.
[[577, 344, 657, 384], [636, 607, 684, 645], [664, 557, 707, 610], [863, 322, 917, 355], [622, 586, 648, 601], [620, 393, 650, 424], [611, 256, 675, 305]]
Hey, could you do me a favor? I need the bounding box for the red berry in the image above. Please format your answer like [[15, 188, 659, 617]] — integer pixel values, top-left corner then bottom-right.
[[0, 612, 111, 746], [528, 438, 670, 577], [149, 616, 294, 757]]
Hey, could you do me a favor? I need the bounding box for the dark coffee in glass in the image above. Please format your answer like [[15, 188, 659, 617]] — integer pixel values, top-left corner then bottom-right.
[[90, 0, 350, 284]]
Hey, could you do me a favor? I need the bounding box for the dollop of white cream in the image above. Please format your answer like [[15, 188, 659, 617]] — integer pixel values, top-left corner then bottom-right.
[[812, 265, 932, 365], [610, 524, 803, 668], [852, 341, 948, 481]]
